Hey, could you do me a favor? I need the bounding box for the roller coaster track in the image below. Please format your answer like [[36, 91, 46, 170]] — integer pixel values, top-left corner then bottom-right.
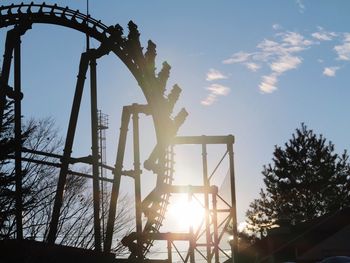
[[0, 3, 187, 257], [0, 3, 109, 41], [141, 146, 175, 256]]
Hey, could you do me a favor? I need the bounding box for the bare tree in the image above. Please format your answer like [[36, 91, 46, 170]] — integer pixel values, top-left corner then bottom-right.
[[0, 115, 133, 255]]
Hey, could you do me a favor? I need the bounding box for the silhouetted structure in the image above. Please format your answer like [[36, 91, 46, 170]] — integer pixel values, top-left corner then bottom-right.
[[238, 207, 350, 263], [0, 3, 237, 262]]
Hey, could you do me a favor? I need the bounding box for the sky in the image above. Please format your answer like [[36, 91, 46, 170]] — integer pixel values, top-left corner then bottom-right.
[[1, 0, 350, 230]]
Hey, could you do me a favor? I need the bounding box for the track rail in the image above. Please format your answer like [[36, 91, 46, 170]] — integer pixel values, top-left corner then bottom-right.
[[0, 3, 109, 41], [141, 146, 175, 256]]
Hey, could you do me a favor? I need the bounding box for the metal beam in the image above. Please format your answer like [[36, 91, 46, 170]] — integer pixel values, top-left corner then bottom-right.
[[132, 110, 143, 258], [15, 156, 113, 182], [202, 143, 211, 263], [90, 56, 101, 251], [144, 232, 192, 241], [0, 23, 31, 131], [160, 184, 218, 194], [104, 106, 131, 252], [47, 52, 90, 243], [189, 194, 195, 263], [212, 193, 219, 263], [227, 143, 238, 263], [21, 147, 115, 171], [172, 135, 234, 145], [14, 33, 23, 240], [0, 30, 14, 131]]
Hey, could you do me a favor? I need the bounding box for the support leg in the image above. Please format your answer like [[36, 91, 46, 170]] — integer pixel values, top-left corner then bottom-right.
[[167, 240, 172, 262], [104, 106, 131, 252], [132, 109, 143, 258], [189, 193, 195, 263], [212, 193, 219, 263], [47, 52, 90, 243], [202, 143, 211, 263], [0, 30, 15, 131], [14, 35, 23, 240], [227, 143, 238, 263], [90, 57, 101, 251]]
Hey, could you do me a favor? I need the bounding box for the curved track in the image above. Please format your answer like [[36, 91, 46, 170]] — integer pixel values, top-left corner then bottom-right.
[[0, 3, 187, 257]]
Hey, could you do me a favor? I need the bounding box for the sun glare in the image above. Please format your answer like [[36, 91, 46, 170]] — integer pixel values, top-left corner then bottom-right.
[[168, 195, 205, 230]]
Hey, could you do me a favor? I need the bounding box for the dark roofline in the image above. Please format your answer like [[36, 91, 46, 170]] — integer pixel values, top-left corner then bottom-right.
[[240, 207, 350, 262]]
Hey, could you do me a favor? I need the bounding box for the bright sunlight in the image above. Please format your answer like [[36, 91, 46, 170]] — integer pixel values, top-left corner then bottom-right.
[[168, 195, 205, 231]]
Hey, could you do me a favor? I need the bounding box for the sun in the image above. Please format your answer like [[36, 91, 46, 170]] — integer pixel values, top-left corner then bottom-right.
[[168, 195, 205, 231]]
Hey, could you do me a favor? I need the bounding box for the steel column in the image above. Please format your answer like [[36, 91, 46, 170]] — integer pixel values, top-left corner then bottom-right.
[[202, 143, 211, 263], [0, 30, 15, 130], [104, 106, 131, 252], [132, 108, 143, 258], [167, 240, 172, 262], [227, 143, 238, 263], [14, 34, 23, 240], [90, 57, 101, 251], [212, 193, 219, 263], [188, 193, 195, 263], [47, 52, 90, 243]]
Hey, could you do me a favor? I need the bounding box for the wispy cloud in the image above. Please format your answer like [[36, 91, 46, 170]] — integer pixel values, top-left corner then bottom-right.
[[259, 74, 278, 93], [257, 32, 309, 93], [334, 33, 350, 61], [222, 25, 350, 94], [201, 84, 230, 106], [245, 62, 260, 72], [311, 27, 337, 41], [223, 30, 315, 93], [206, 68, 228, 81], [254, 32, 312, 58], [323, 66, 339, 77], [282, 31, 312, 46], [272, 24, 282, 31], [253, 32, 309, 92], [296, 0, 305, 13], [223, 51, 251, 64], [270, 55, 302, 74], [312, 32, 335, 41]]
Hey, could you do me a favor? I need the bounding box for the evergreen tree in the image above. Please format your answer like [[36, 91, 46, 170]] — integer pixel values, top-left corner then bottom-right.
[[245, 190, 275, 239], [245, 123, 350, 238]]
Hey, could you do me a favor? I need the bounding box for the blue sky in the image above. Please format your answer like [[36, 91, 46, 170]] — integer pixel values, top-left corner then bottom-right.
[[2, 0, 350, 226]]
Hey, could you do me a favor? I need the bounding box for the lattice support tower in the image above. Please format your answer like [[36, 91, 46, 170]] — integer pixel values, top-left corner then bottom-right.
[[97, 109, 109, 238]]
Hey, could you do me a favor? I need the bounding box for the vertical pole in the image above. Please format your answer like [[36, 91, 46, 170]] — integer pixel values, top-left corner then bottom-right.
[[90, 57, 101, 251], [0, 30, 15, 130], [227, 142, 238, 263], [167, 240, 172, 262], [132, 106, 143, 259], [14, 35, 23, 240], [189, 193, 195, 263], [212, 190, 219, 263], [98, 110, 106, 239], [202, 142, 211, 262], [104, 106, 131, 252], [48, 53, 90, 243], [86, 0, 90, 51]]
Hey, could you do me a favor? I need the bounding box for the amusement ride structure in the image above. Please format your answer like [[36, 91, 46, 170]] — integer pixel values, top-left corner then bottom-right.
[[0, 3, 238, 262]]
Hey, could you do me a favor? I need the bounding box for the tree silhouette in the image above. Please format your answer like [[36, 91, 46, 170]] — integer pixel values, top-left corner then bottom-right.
[[0, 112, 132, 254], [245, 123, 350, 238], [0, 100, 32, 236]]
